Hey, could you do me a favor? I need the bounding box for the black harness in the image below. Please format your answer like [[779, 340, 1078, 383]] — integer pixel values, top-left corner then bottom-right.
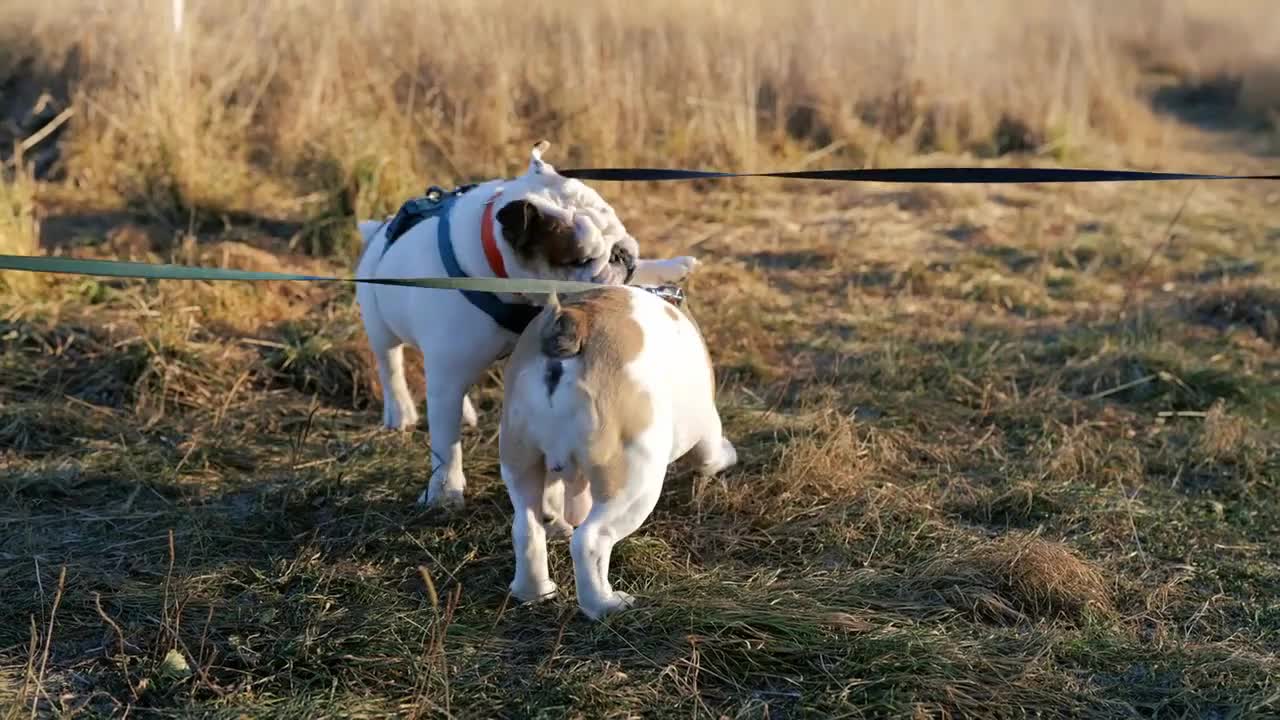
[[378, 185, 687, 335]]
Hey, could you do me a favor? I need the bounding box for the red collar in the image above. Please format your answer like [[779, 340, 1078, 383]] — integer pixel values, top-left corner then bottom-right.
[[480, 192, 509, 278]]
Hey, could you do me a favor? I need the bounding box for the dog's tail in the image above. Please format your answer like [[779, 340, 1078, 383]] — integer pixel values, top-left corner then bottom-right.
[[539, 292, 587, 359], [354, 219, 387, 270], [357, 220, 385, 247]]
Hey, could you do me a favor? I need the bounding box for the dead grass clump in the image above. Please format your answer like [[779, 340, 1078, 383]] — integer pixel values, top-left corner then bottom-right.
[[687, 262, 790, 386], [1194, 401, 1253, 462], [1038, 422, 1146, 487], [136, 242, 338, 338], [4, 310, 248, 418], [285, 140, 419, 260], [262, 321, 376, 410], [50, 9, 285, 224], [1, 321, 142, 407], [118, 335, 231, 417], [0, 402, 95, 455], [1169, 400, 1270, 497], [918, 534, 1113, 624]]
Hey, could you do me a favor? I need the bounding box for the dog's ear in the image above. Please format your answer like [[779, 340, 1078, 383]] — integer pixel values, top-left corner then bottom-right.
[[497, 199, 579, 263], [496, 199, 541, 253], [529, 140, 553, 176]]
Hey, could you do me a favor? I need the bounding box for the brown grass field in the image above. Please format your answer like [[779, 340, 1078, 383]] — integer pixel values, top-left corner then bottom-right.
[[2, 0, 1279, 717]]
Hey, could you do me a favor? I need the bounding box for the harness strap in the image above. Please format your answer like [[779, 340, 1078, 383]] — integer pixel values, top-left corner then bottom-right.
[[433, 194, 541, 335], [381, 186, 541, 335]]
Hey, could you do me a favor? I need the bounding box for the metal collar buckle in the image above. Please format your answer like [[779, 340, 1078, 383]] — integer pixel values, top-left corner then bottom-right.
[[424, 183, 478, 204], [644, 285, 685, 307]]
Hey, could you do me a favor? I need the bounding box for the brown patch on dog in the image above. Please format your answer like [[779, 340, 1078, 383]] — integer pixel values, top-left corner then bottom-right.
[[663, 305, 680, 322], [535, 288, 652, 499], [496, 199, 584, 267]]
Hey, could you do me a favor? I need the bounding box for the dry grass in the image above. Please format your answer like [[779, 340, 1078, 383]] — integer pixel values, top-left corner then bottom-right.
[[0, 159, 41, 294], [2, 0, 1279, 226], [2, 0, 1280, 717]]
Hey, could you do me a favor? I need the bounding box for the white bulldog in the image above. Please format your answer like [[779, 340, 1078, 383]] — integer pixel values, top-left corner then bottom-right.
[[498, 285, 737, 620], [354, 142, 698, 510]]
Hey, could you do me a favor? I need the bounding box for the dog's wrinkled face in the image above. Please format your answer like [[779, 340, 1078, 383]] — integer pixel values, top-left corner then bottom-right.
[[493, 143, 639, 285]]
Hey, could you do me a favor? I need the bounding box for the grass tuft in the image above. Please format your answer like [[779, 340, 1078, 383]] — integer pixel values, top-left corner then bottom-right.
[[922, 534, 1114, 624], [263, 321, 377, 411], [0, 157, 42, 295]]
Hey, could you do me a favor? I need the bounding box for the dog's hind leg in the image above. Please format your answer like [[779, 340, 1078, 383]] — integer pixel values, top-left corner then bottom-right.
[[461, 394, 479, 428], [363, 318, 419, 431], [562, 475, 593, 527], [541, 474, 575, 539], [542, 466, 589, 539], [502, 457, 559, 603], [694, 435, 737, 476], [418, 361, 475, 509], [572, 442, 669, 620], [689, 390, 736, 476]]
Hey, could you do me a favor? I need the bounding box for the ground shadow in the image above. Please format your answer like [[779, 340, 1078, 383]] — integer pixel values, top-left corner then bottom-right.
[[1149, 73, 1279, 157], [0, 45, 79, 180], [38, 208, 307, 254]]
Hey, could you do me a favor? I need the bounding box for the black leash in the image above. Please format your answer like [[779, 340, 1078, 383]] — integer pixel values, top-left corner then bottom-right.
[[559, 166, 1280, 184]]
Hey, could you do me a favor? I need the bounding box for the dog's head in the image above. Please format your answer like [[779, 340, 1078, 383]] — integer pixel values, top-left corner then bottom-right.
[[492, 142, 638, 285]]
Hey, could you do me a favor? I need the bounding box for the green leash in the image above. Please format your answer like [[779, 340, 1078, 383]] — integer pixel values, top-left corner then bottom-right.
[[0, 254, 602, 294]]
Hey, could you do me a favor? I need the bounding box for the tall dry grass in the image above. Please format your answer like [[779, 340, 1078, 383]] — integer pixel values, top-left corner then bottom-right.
[[2, 0, 1275, 243], [0, 150, 42, 292]]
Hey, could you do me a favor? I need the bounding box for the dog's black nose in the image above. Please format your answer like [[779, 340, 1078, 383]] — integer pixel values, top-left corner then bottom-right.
[[609, 246, 636, 282]]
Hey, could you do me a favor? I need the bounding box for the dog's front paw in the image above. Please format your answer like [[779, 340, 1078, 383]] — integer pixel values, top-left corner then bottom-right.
[[383, 403, 420, 431], [667, 256, 700, 283], [581, 591, 636, 621], [543, 515, 575, 540], [511, 579, 559, 604]]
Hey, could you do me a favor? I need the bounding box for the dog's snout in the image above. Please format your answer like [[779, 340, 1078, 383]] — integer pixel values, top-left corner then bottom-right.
[[610, 245, 635, 268], [609, 245, 636, 283]]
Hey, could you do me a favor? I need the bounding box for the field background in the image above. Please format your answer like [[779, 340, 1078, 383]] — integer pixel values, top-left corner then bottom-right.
[[2, 0, 1279, 717]]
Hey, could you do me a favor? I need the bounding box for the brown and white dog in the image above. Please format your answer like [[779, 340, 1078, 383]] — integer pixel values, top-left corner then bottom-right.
[[355, 143, 699, 509], [498, 285, 737, 620]]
